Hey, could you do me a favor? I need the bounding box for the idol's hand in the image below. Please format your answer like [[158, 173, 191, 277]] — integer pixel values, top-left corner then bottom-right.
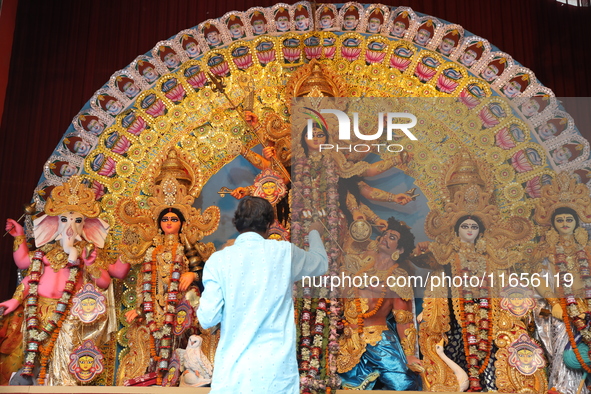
[[375, 219, 388, 231], [551, 303, 563, 320], [82, 246, 97, 266], [244, 111, 259, 127], [179, 272, 197, 292], [407, 355, 424, 373], [262, 146, 276, 160], [413, 242, 430, 256], [393, 193, 412, 205], [125, 309, 141, 323], [351, 210, 365, 221], [5, 219, 24, 237], [0, 299, 19, 316], [399, 151, 413, 165]]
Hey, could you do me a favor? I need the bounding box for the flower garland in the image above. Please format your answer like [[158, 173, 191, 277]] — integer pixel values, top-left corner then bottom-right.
[[453, 248, 492, 392], [292, 153, 343, 392], [291, 154, 341, 253], [22, 251, 81, 385], [327, 298, 342, 384], [553, 239, 591, 365], [299, 292, 313, 374], [561, 297, 591, 374], [141, 241, 182, 380]]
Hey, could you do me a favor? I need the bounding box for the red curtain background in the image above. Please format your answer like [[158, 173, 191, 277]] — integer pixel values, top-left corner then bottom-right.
[[1, 0, 590, 300]]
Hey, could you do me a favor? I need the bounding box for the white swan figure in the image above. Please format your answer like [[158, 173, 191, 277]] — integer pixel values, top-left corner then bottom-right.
[[434, 338, 469, 392]]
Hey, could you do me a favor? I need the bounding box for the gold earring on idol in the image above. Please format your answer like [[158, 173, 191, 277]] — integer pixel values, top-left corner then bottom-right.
[[391, 250, 400, 261]]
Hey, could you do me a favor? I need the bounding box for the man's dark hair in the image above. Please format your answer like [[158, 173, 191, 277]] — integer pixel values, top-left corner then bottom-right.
[[386, 217, 415, 262], [551, 207, 579, 231], [233, 196, 275, 234], [158, 207, 186, 233], [454, 215, 485, 238]]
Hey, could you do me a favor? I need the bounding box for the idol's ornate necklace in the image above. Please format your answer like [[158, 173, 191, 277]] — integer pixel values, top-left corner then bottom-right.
[[141, 233, 182, 373]]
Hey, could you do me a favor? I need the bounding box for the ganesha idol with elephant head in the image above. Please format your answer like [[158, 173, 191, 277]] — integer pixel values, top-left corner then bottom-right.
[[0, 176, 128, 385]]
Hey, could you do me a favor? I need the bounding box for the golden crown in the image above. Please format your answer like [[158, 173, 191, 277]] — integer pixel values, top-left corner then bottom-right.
[[44, 176, 101, 218], [425, 151, 497, 239], [148, 173, 194, 221], [533, 171, 591, 226]]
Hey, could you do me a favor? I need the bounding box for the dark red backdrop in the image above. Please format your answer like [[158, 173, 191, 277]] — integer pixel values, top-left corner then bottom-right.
[[1, 0, 590, 300]]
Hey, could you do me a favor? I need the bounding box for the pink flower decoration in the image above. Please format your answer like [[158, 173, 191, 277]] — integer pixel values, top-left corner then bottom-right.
[[145, 99, 166, 118], [187, 72, 207, 89], [283, 47, 301, 63], [164, 84, 186, 103], [365, 50, 386, 64], [414, 62, 437, 82], [233, 54, 253, 70], [341, 46, 361, 61], [257, 50, 276, 65], [210, 61, 230, 77]]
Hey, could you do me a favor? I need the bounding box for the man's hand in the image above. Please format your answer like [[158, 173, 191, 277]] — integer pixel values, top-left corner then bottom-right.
[[231, 187, 250, 199], [308, 221, 325, 235]]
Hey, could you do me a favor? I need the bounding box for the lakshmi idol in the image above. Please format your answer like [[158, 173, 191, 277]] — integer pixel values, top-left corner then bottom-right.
[[419, 151, 547, 392], [531, 172, 591, 394], [114, 148, 220, 385], [0, 176, 129, 385]]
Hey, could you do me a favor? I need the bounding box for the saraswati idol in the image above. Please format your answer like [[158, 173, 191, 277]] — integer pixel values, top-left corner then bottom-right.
[[418, 151, 547, 392]]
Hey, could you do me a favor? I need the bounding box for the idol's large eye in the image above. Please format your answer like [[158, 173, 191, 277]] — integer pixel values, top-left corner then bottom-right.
[[61, 216, 68, 223], [75, 217, 83, 223]]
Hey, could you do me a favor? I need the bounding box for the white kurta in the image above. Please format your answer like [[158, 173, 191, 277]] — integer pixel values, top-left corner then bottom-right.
[[197, 230, 328, 394]]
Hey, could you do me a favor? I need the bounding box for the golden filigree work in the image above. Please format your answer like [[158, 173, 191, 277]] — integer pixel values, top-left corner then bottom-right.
[[494, 311, 548, 394], [116, 325, 151, 385], [533, 171, 591, 227], [419, 285, 459, 392], [44, 176, 101, 218]]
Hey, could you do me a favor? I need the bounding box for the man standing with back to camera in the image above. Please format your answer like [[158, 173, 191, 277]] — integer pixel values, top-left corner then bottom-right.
[[197, 196, 328, 393]]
